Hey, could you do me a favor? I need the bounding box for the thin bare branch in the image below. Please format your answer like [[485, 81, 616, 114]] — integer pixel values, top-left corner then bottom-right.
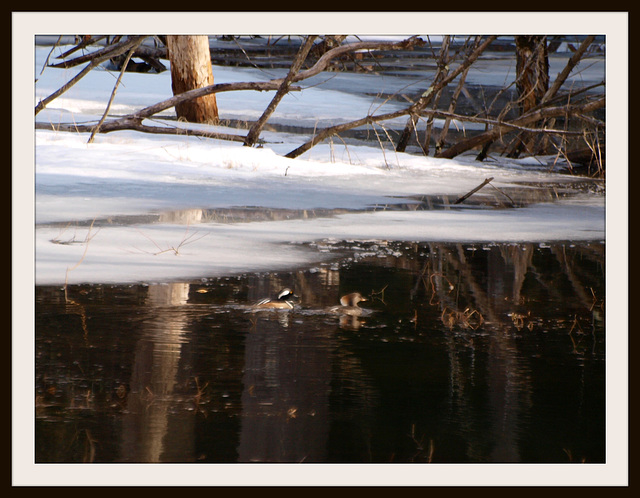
[[88, 38, 145, 143], [436, 97, 605, 159], [57, 35, 108, 59], [284, 36, 426, 84], [244, 36, 317, 147], [454, 177, 494, 204], [35, 36, 147, 115], [48, 36, 141, 69], [285, 107, 410, 159], [129, 81, 303, 123], [36, 119, 247, 142], [436, 39, 478, 152], [542, 36, 597, 104], [396, 35, 497, 152]]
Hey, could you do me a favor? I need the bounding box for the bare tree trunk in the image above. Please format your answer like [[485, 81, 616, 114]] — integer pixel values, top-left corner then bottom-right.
[[505, 36, 550, 157], [166, 35, 219, 124], [516, 36, 549, 114]]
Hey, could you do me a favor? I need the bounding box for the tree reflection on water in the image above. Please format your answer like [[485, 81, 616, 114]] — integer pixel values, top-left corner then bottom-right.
[[35, 240, 605, 464]]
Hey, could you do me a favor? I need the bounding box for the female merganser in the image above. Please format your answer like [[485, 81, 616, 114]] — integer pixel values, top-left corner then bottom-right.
[[330, 292, 368, 316], [253, 288, 298, 309]]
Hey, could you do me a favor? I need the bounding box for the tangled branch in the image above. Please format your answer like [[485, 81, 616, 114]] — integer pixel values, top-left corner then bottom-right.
[[36, 35, 604, 166]]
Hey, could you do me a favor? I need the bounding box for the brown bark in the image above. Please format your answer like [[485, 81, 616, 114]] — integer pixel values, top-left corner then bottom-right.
[[506, 36, 550, 157], [35, 36, 147, 115], [286, 36, 496, 159], [287, 36, 425, 84], [39, 36, 422, 143], [244, 36, 317, 147], [36, 80, 303, 139], [166, 35, 219, 124], [395, 36, 497, 152], [421, 36, 451, 155], [435, 97, 605, 159], [309, 36, 347, 58], [48, 36, 145, 69], [37, 119, 246, 143], [454, 177, 494, 205], [515, 36, 549, 115], [88, 38, 144, 143], [541, 36, 596, 105], [475, 36, 597, 161]]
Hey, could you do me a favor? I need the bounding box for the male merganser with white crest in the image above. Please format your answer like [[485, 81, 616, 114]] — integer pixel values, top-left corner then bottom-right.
[[253, 288, 298, 309]]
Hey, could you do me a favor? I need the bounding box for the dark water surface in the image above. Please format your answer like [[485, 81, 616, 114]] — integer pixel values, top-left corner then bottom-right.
[[35, 240, 605, 463]]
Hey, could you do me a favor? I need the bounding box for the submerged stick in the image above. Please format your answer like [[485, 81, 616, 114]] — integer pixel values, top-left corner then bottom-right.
[[454, 177, 494, 204]]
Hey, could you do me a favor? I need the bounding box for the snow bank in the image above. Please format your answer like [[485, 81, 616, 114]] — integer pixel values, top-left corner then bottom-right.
[[32, 43, 606, 285]]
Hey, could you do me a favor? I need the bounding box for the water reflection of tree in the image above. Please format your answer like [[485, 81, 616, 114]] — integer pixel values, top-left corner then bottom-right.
[[237, 314, 335, 462], [423, 243, 530, 461], [353, 240, 604, 462], [120, 283, 194, 462], [430, 242, 602, 461], [35, 240, 605, 463], [417, 241, 604, 336]]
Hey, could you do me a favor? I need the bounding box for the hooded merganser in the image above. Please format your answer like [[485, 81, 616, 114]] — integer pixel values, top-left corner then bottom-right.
[[330, 292, 368, 316], [340, 292, 367, 307], [253, 288, 298, 309]]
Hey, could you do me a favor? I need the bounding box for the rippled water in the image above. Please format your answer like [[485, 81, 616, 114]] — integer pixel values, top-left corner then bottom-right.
[[35, 240, 605, 463]]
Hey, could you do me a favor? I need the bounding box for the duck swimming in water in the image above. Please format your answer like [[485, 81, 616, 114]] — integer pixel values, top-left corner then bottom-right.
[[340, 292, 367, 307], [330, 292, 368, 316], [253, 288, 298, 309]]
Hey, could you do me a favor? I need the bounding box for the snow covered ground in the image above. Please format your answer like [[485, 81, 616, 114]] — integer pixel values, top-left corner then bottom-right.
[[30, 39, 609, 286]]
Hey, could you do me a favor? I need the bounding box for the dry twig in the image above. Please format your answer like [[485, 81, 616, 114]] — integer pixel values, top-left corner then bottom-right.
[[35, 36, 147, 115], [88, 37, 145, 143]]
